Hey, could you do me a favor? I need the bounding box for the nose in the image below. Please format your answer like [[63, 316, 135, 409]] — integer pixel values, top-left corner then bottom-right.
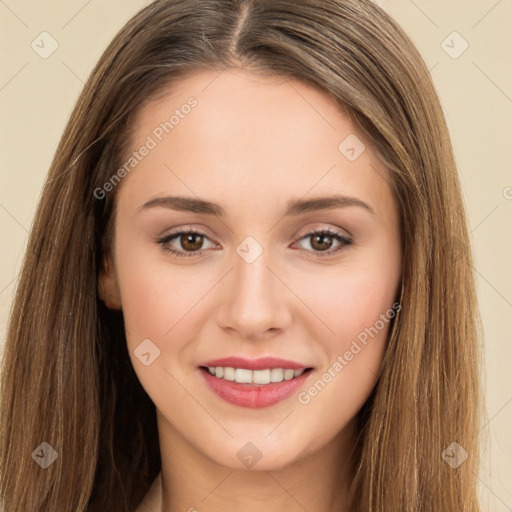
[[216, 249, 292, 341]]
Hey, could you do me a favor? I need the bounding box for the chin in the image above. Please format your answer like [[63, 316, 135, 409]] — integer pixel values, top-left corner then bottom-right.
[[200, 433, 311, 472]]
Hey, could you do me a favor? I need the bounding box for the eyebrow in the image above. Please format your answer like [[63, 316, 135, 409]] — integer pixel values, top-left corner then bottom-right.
[[138, 193, 376, 216]]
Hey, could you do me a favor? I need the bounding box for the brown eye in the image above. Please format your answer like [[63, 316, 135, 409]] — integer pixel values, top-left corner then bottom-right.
[[157, 229, 217, 257], [295, 229, 353, 257], [310, 233, 335, 251], [180, 233, 204, 251]]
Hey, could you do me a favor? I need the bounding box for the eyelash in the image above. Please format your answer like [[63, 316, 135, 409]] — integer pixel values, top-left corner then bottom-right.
[[156, 227, 353, 258]]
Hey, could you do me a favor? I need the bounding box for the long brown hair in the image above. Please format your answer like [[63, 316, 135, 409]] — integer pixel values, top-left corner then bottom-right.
[[0, 0, 483, 510]]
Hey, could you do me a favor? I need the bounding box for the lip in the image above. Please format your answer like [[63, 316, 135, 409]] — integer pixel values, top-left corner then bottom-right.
[[200, 356, 308, 371], [198, 357, 313, 408]]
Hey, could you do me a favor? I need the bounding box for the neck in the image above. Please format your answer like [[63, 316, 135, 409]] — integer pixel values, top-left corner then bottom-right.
[[156, 412, 357, 512]]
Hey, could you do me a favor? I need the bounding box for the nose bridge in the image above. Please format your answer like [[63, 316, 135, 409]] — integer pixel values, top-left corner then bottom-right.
[[234, 250, 273, 303], [218, 238, 291, 338]]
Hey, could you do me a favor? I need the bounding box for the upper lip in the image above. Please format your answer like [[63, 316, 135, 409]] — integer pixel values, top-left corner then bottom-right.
[[200, 356, 310, 371]]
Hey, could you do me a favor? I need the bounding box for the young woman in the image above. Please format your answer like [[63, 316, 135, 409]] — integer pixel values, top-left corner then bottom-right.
[[0, 1, 483, 510]]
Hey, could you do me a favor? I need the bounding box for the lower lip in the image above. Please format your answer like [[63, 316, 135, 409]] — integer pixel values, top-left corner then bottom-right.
[[200, 368, 312, 408]]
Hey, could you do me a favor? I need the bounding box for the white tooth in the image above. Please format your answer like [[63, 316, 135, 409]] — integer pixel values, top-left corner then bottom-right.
[[252, 369, 271, 384], [215, 367, 224, 378], [208, 366, 215, 375], [223, 367, 235, 381], [283, 369, 294, 381], [294, 369, 304, 378], [234, 368, 253, 384], [270, 368, 284, 382]]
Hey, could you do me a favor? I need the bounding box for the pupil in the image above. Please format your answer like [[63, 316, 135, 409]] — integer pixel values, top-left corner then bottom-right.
[[182, 233, 203, 251], [312, 234, 332, 251], [177, 233, 334, 252]]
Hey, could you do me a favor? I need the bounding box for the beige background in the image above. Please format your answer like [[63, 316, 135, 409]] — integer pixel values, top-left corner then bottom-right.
[[1, 1, 511, 509]]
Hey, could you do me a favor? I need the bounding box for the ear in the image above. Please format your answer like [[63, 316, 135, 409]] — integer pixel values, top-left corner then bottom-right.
[[98, 253, 122, 310]]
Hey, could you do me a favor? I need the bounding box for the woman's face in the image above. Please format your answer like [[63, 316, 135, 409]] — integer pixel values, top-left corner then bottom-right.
[[100, 69, 402, 470]]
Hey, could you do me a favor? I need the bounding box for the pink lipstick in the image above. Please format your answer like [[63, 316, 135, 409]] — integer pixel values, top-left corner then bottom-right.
[[199, 357, 313, 408]]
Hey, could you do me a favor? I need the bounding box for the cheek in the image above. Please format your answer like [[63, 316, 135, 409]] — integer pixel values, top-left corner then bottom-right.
[[113, 246, 221, 387], [114, 252, 203, 408], [113, 236, 206, 349], [118, 272, 180, 349], [300, 252, 399, 345], [292, 251, 400, 407], [325, 275, 397, 342], [293, 291, 395, 450]]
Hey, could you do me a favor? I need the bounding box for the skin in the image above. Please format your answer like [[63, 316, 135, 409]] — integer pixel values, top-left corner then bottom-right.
[[99, 68, 402, 512]]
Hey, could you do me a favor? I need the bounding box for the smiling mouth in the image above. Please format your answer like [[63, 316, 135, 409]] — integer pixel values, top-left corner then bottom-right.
[[199, 366, 313, 385]]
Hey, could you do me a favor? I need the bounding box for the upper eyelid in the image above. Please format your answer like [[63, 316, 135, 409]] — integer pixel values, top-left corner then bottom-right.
[[159, 227, 350, 247], [160, 228, 216, 243]]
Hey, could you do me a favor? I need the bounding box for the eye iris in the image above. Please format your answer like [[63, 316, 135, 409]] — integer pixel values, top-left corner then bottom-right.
[[181, 233, 203, 251], [311, 233, 333, 251]]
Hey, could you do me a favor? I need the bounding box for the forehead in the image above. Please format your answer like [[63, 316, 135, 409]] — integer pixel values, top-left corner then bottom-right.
[[132, 68, 355, 161], [118, 69, 394, 220]]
